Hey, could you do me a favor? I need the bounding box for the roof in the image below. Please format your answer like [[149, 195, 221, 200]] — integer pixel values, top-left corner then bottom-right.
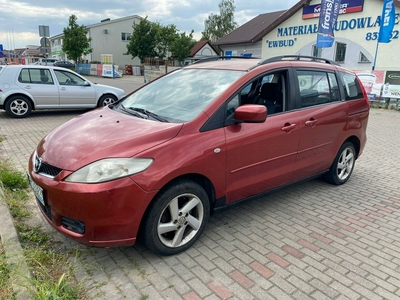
[[189, 40, 219, 57], [187, 58, 261, 71], [214, 0, 310, 46], [86, 14, 142, 29], [21, 48, 41, 56]]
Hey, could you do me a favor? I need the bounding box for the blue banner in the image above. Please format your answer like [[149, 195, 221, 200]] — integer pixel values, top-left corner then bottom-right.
[[316, 0, 342, 48], [378, 0, 396, 43]]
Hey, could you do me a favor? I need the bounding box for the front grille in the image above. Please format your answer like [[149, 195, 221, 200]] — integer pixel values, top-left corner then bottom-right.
[[37, 198, 52, 221], [37, 161, 63, 177], [62, 217, 85, 234]]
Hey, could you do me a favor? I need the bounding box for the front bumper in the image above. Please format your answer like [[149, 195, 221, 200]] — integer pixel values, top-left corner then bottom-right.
[[28, 156, 157, 247]]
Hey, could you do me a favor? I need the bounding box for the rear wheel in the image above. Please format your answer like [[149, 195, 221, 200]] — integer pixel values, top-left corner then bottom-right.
[[99, 95, 117, 106], [323, 142, 356, 185], [5, 95, 32, 118], [141, 180, 210, 256]]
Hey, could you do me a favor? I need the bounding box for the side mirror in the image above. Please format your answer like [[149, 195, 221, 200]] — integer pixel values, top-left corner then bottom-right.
[[234, 104, 267, 123]]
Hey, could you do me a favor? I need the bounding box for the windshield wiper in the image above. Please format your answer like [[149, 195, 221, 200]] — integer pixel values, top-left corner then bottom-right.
[[128, 107, 169, 123], [118, 104, 145, 118]]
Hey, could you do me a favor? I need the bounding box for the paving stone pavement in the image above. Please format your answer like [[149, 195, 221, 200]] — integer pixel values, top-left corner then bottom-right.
[[1, 77, 400, 299]]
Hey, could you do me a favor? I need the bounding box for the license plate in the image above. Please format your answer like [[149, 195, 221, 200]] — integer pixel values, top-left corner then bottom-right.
[[27, 174, 45, 206]]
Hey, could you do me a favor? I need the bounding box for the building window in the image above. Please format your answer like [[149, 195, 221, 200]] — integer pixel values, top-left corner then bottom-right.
[[312, 45, 322, 58], [335, 42, 346, 63], [121, 33, 131, 41], [359, 52, 370, 63]]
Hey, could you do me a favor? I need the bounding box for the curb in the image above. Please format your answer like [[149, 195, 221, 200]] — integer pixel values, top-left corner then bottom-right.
[[0, 184, 32, 300]]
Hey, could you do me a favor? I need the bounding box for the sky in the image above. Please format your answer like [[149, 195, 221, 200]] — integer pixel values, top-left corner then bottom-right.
[[0, 0, 300, 50]]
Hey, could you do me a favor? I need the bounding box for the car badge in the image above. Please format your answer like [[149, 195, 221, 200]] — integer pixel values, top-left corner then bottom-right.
[[34, 156, 43, 173]]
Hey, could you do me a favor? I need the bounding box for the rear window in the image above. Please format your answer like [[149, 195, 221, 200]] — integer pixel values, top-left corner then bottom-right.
[[340, 72, 364, 100]]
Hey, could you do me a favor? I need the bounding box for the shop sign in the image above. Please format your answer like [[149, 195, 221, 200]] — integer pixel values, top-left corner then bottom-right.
[[277, 14, 399, 42], [265, 38, 297, 48], [382, 71, 400, 99], [303, 0, 364, 19]]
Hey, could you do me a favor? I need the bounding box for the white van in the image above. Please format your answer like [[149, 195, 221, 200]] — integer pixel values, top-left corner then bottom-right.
[[32, 58, 59, 65]]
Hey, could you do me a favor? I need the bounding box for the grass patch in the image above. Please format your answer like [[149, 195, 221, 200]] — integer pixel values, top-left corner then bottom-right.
[[0, 160, 86, 299], [0, 241, 15, 300]]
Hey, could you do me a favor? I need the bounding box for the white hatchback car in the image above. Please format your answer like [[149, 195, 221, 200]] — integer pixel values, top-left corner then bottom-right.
[[0, 65, 126, 118]]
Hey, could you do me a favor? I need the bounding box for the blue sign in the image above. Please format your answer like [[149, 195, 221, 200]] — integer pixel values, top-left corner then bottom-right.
[[303, 0, 364, 19], [317, 0, 342, 48], [378, 0, 396, 43]]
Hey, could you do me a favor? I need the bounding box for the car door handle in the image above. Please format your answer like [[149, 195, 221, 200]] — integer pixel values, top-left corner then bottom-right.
[[60, 87, 67, 91], [24, 85, 32, 89], [305, 119, 317, 127], [281, 123, 296, 132]]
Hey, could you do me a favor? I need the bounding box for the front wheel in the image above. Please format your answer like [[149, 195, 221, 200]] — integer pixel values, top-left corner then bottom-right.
[[5, 95, 32, 118], [323, 142, 356, 185], [141, 180, 210, 256], [98, 95, 117, 107]]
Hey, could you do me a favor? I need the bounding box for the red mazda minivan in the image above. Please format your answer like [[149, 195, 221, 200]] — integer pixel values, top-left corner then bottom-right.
[[28, 55, 370, 255]]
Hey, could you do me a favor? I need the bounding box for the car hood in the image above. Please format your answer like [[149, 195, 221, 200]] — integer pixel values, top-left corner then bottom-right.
[[37, 107, 183, 171]]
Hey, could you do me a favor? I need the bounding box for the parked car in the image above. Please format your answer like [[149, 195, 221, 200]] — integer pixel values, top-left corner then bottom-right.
[[31, 58, 59, 65], [28, 55, 370, 255], [53, 61, 75, 69], [0, 65, 126, 118]]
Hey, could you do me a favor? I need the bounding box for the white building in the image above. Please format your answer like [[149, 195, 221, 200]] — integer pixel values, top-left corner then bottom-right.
[[183, 40, 220, 65], [50, 15, 142, 69], [214, 0, 400, 72]]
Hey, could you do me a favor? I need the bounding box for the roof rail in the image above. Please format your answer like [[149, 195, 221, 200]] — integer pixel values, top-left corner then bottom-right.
[[257, 55, 340, 66], [191, 55, 258, 65]]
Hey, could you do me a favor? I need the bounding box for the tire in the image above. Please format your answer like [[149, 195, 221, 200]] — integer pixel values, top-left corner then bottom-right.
[[323, 142, 356, 185], [5, 95, 32, 118], [141, 179, 210, 256], [99, 95, 117, 107]]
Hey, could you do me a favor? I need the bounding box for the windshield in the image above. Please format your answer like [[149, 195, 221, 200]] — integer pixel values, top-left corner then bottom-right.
[[118, 68, 244, 122]]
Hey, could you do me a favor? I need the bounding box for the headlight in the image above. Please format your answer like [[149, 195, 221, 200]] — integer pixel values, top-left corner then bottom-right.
[[64, 158, 153, 183]]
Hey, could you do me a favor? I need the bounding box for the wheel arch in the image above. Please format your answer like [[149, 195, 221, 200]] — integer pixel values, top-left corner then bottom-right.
[[4, 93, 35, 110], [153, 173, 216, 212], [344, 135, 361, 158], [138, 173, 216, 234], [96, 93, 118, 107]]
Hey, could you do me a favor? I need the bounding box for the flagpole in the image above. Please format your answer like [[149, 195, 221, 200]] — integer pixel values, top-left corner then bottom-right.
[[372, 40, 379, 70]]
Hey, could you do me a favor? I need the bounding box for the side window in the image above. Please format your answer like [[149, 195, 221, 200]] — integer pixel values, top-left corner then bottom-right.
[[226, 95, 240, 119], [340, 72, 364, 100], [18, 69, 31, 83], [328, 73, 340, 102], [240, 72, 287, 114], [54, 70, 86, 86], [297, 70, 339, 108], [18, 69, 54, 84]]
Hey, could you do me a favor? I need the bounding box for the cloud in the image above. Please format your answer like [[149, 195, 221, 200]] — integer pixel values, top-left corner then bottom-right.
[[0, 0, 298, 49]]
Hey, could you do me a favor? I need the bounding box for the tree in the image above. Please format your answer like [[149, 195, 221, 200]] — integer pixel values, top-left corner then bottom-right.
[[62, 15, 92, 63], [155, 24, 178, 60], [126, 17, 158, 62], [170, 31, 196, 66], [201, 0, 238, 43]]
